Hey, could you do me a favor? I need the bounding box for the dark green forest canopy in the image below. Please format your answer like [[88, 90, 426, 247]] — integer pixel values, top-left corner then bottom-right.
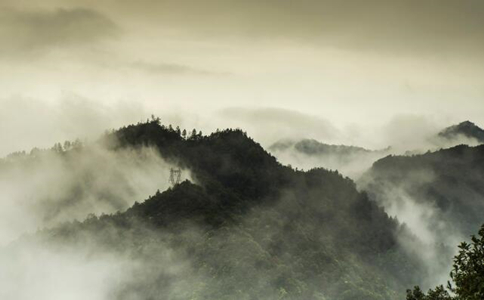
[[17, 120, 425, 299], [362, 144, 484, 237]]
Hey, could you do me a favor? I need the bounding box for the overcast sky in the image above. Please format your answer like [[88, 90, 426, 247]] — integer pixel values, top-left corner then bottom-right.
[[1, 0, 483, 155]]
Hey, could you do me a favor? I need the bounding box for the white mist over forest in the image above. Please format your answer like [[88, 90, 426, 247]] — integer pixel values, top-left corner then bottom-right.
[[1, 0, 484, 299]]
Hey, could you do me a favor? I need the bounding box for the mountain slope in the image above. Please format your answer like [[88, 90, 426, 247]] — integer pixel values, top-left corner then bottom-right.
[[360, 144, 484, 238], [0, 138, 176, 244], [2, 120, 423, 300], [359, 144, 484, 284]]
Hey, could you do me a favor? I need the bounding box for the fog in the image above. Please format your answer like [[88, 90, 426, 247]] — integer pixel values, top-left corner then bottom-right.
[[369, 193, 459, 288], [0, 136, 192, 245], [1, 0, 483, 298], [0, 223, 202, 300], [1, 0, 484, 144], [357, 149, 484, 289], [2, 95, 480, 160], [0, 242, 132, 300]]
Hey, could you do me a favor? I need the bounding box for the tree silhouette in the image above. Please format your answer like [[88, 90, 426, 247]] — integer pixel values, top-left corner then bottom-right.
[[407, 224, 484, 300]]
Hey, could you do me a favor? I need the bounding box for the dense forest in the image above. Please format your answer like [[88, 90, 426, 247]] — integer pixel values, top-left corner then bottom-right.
[[359, 144, 484, 294], [2, 120, 427, 300], [360, 144, 484, 245], [2, 0, 483, 298], [2, 119, 484, 299]]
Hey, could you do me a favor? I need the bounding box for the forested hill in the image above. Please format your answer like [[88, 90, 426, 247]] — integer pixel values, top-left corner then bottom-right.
[[360, 144, 484, 239], [108, 121, 284, 203], [438, 121, 484, 144], [359, 144, 484, 297], [269, 139, 375, 155], [11, 120, 424, 300]]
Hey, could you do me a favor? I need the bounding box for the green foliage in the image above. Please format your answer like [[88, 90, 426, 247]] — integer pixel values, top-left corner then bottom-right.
[[13, 119, 426, 299], [407, 224, 484, 300], [362, 144, 484, 247], [406, 286, 451, 300], [449, 226, 484, 300]]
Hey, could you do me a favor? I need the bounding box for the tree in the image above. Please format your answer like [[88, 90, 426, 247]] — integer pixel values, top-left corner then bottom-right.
[[72, 139, 83, 149], [52, 142, 63, 153], [449, 226, 484, 300], [150, 114, 160, 123], [406, 286, 451, 300], [407, 224, 484, 300], [182, 129, 187, 139]]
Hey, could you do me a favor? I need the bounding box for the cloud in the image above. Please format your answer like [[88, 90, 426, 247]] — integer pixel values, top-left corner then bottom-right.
[[129, 61, 230, 76], [0, 225, 198, 300], [380, 115, 441, 153], [74, 0, 484, 58], [217, 107, 339, 146], [0, 7, 119, 57], [0, 95, 147, 156], [5, 0, 484, 58], [0, 142, 189, 245]]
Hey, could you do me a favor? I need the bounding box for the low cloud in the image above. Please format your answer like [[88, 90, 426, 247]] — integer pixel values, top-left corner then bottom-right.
[[0, 141, 191, 245], [218, 107, 339, 146], [129, 61, 230, 77], [0, 95, 147, 157]]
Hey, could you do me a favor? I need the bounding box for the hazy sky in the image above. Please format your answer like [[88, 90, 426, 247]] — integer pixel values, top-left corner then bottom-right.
[[1, 0, 484, 155]]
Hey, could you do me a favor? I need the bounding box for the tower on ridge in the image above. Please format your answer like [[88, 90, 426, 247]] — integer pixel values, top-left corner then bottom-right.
[[169, 168, 182, 186]]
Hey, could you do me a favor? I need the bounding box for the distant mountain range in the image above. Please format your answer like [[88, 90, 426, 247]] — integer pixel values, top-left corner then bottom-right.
[[359, 144, 484, 284], [269, 121, 484, 180], [2, 119, 484, 299], [270, 139, 377, 156], [438, 121, 484, 144], [361, 143, 484, 239], [2, 120, 427, 300], [269, 139, 391, 179]]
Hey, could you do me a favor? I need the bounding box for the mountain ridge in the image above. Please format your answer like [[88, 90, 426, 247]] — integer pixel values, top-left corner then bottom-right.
[[438, 121, 484, 144], [4, 119, 427, 300]]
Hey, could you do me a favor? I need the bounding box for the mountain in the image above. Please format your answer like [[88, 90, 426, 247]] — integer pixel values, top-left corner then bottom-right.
[[437, 121, 484, 144], [2, 120, 425, 300], [359, 144, 484, 282], [270, 139, 374, 156], [269, 139, 391, 179], [0, 135, 176, 244], [360, 144, 484, 238]]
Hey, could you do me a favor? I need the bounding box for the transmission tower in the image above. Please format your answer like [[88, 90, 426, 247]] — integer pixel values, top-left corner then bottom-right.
[[169, 168, 182, 186]]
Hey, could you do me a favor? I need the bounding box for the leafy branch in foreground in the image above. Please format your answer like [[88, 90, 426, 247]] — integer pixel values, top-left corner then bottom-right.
[[406, 224, 484, 300]]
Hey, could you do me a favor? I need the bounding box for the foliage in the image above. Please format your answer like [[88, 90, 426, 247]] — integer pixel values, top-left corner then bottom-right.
[[361, 144, 484, 244], [8, 119, 426, 299], [406, 224, 484, 300]]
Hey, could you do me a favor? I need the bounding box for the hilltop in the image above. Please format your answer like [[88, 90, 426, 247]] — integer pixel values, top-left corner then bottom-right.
[[438, 121, 484, 144], [4, 120, 427, 300]]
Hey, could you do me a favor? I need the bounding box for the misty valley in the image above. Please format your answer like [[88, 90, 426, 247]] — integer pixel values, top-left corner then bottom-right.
[[0, 119, 483, 300], [2, 1, 484, 298]]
